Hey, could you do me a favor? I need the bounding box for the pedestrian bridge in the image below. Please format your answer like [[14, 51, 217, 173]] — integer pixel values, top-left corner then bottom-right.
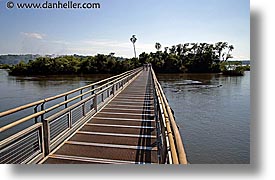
[[0, 66, 188, 164]]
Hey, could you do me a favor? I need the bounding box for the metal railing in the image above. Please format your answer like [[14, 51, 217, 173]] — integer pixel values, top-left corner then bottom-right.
[[150, 66, 188, 164], [0, 66, 188, 164], [0, 123, 44, 164], [0, 67, 142, 164]]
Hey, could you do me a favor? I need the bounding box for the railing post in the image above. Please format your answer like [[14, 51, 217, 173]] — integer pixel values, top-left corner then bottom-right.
[[80, 90, 83, 100], [82, 103, 86, 116], [42, 120, 50, 156], [100, 87, 103, 102], [112, 84, 115, 96], [65, 95, 68, 108], [41, 102, 50, 156], [69, 109, 72, 128], [34, 105, 39, 123], [93, 93, 98, 112], [91, 85, 95, 95]]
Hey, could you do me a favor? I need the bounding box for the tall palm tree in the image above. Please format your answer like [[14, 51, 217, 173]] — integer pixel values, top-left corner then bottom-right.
[[225, 45, 234, 61], [130, 35, 137, 58], [176, 44, 183, 56], [199, 43, 207, 54], [215, 42, 228, 61], [169, 45, 176, 54], [164, 47, 169, 53], [191, 43, 198, 54], [228, 45, 234, 54], [155, 42, 161, 51]]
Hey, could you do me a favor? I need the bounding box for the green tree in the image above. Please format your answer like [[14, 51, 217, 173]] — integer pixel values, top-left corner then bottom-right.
[[139, 52, 149, 64], [8, 41, 235, 75]]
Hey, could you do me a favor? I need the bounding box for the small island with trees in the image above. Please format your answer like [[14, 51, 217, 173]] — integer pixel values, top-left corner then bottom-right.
[[1, 35, 249, 76]]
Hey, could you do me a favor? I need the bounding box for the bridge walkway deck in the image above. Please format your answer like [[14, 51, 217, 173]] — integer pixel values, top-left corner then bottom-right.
[[41, 70, 159, 164]]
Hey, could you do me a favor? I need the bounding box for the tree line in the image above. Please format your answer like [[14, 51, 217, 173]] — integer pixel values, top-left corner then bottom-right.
[[0, 54, 39, 65], [7, 41, 236, 75], [8, 54, 136, 75], [139, 42, 234, 73]]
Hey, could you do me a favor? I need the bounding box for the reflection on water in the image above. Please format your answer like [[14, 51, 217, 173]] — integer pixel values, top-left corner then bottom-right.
[[157, 72, 250, 164]]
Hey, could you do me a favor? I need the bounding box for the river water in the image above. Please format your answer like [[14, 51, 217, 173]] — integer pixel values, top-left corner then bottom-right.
[[157, 72, 250, 164], [0, 69, 250, 164]]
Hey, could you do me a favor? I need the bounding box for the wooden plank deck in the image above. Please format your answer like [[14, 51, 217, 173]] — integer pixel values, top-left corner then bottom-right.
[[41, 70, 159, 164]]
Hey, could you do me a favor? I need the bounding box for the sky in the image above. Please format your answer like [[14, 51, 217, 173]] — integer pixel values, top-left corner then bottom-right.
[[0, 0, 250, 60]]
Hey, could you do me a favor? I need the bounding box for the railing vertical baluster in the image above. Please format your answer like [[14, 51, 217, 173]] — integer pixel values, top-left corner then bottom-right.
[[101, 87, 104, 102], [112, 84, 115, 96], [91, 85, 95, 95], [82, 103, 86, 116], [80, 90, 83, 100], [34, 105, 39, 123], [69, 110, 72, 128], [94, 93, 98, 112], [41, 102, 45, 125], [65, 95, 68, 108]]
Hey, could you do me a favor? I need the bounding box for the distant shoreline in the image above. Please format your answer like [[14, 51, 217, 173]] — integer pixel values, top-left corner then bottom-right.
[[1, 42, 250, 76]]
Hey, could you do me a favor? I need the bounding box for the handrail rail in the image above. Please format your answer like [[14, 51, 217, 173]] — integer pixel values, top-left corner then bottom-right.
[[156, 86, 179, 164], [0, 68, 140, 118], [0, 123, 43, 148], [157, 81, 188, 164], [150, 66, 188, 164], [0, 67, 142, 164], [0, 67, 142, 132]]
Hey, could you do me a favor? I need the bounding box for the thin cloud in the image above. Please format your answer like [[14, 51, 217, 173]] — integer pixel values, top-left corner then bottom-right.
[[15, 37, 157, 57], [81, 39, 130, 48], [21, 32, 46, 40], [61, 39, 154, 57]]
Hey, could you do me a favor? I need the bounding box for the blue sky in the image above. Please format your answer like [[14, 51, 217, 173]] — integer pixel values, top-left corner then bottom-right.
[[0, 0, 250, 59]]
